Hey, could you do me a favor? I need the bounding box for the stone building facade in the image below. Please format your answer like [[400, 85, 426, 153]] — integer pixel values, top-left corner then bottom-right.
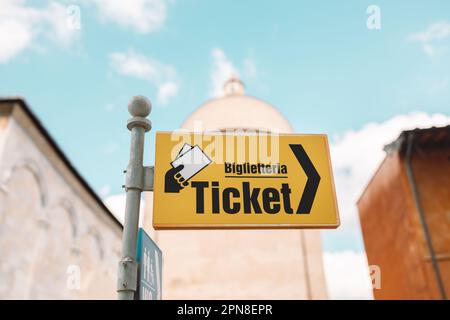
[[143, 79, 328, 299], [0, 98, 122, 299]]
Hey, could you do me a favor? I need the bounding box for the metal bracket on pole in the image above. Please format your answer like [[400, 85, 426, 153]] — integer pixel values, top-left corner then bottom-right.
[[117, 257, 138, 293], [143, 166, 154, 192], [117, 96, 152, 300], [123, 166, 153, 192]]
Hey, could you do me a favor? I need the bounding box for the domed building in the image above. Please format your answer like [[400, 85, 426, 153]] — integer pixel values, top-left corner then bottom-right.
[[143, 78, 327, 299]]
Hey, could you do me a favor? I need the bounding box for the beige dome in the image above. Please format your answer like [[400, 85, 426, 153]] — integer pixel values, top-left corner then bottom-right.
[[181, 78, 293, 133], [143, 78, 327, 300]]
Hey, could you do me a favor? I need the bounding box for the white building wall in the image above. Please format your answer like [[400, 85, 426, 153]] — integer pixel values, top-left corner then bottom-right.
[[0, 107, 121, 299]]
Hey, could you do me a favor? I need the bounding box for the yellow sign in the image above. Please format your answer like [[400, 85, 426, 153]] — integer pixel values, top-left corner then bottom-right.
[[153, 131, 340, 229]]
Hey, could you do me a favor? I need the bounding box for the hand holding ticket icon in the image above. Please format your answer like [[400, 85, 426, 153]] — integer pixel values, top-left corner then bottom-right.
[[163, 144, 212, 193], [164, 165, 189, 193]]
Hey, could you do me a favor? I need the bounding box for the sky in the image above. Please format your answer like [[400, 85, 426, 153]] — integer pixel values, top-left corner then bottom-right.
[[1, 0, 450, 299]]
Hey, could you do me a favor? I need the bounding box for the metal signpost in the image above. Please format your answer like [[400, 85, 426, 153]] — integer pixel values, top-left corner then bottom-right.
[[117, 96, 155, 300]]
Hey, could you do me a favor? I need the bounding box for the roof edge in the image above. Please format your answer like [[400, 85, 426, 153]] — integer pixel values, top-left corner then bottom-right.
[[384, 125, 450, 155], [0, 97, 123, 229]]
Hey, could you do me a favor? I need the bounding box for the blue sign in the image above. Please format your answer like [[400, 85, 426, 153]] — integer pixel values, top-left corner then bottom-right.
[[135, 228, 162, 300]]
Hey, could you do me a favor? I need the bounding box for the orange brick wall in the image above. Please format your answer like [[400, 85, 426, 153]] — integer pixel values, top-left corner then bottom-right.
[[357, 150, 448, 299]]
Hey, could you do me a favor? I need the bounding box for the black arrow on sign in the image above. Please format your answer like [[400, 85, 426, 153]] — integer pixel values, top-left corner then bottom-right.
[[289, 144, 321, 214]]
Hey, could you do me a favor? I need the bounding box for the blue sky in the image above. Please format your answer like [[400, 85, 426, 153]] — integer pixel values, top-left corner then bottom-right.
[[1, 0, 450, 298], [1, 0, 449, 195]]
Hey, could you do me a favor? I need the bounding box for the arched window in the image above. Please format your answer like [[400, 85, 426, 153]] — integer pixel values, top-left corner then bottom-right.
[[30, 203, 76, 299], [0, 160, 46, 299]]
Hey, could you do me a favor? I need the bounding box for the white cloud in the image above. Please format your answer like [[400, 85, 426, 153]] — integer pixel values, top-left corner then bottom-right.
[[0, 0, 79, 63], [409, 21, 450, 42], [104, 193, 145, 226], [210, 48, 258, 98], [422, 43, 435, 56], [323, 251, 374, 299], [210, 48, 239, 98], [409, 21, 450, 56], [109, 50, 179, 104], [91, 0, 168, 33], [99, 185, 111, 198], [0, 19, 33, 63], [330, 112, 450, 234], [157, 81, 178, 104], [0, 0, 170, 62], [44, 2, 80, 47]]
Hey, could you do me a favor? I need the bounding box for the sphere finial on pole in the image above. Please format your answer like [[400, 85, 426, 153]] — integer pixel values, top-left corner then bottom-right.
[[128, 95, 152, 118]]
